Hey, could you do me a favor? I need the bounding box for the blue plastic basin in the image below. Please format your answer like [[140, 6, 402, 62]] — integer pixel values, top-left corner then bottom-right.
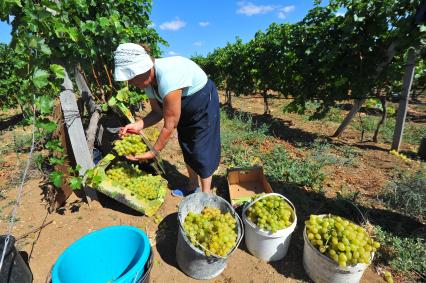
[[52, 226, 150, 283]]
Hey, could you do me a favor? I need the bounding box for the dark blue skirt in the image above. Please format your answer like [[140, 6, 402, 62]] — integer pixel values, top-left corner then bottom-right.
[[177, 79, 221, 178]]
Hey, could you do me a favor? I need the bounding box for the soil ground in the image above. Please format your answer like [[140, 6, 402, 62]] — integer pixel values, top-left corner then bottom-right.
[[1, 94, 425, 283]]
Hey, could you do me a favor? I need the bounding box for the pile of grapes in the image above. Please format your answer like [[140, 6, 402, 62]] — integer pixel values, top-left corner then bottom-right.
[[305, 214, 380, 267], [114, 134, 147, 156], [183, 207, 238, 257], [246, 194, 294, 233], [106, 162, 165, 200]]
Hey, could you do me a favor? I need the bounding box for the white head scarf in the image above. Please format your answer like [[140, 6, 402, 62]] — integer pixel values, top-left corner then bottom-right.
[[113, 43, 154, 81]]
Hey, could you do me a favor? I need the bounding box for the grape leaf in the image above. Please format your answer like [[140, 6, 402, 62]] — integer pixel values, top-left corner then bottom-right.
[[50, 171, 63, 188], [50, 64, 65, 79], [32, 69, 49, 89], [69, 176, 83, 190]]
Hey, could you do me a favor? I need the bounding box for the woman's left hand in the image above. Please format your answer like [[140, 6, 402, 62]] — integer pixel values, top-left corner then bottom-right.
[[126, 150, 156, 161]]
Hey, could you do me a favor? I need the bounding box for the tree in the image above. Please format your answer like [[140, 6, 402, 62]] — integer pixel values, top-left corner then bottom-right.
[[197, 0, 425, 142], [0, 0, 166, 191]]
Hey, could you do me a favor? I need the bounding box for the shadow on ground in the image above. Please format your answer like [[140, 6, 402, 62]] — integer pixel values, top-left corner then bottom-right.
[[222, 105, 324, 147], [221, 104, 413, 158], [161, 160, 189, 191], [0, 113, 24, 131], [271, 181, 425, 238], [155, 212, 180, 271]]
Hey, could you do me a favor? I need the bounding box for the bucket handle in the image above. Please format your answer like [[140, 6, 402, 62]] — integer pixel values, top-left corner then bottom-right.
[[242, 193, 297, 226], [178, 209, 244, 260]]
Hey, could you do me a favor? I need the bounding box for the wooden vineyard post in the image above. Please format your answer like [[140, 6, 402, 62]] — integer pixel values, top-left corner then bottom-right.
[[51, 103, 74, 210], [418, 137, 426, 161], [75, 66, 102, 157], [332, 99, 366, 137], [60, 69, 99, 206], [391, 48, 416, 151]]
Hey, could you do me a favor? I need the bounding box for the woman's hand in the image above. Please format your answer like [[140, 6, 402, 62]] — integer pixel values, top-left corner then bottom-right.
[[126, 150, 156, 161], [119, 120, 144, 137]]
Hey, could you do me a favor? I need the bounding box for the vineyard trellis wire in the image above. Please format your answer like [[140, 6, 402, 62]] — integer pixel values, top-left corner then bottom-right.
[[0, 95, 37, 273]]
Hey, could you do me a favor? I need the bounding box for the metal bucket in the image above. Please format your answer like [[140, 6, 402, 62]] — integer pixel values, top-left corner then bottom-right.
[[176, 192, 243, 280]]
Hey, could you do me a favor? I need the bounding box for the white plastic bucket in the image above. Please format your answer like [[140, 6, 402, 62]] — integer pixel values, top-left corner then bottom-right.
[[302, 216, 372, 283], [242, 193, 297, 262]]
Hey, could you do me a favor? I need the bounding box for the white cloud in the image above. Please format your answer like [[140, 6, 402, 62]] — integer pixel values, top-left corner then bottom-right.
[[168, 51, 178, 56], [237, 2, 296, 19], [193, 41, 205, 46], [237, 1, 274, 16], [278, 5, 295, 19], [336, 11, 346, 17], [199, 21, 210, 27], [159, 18, 186, 31]]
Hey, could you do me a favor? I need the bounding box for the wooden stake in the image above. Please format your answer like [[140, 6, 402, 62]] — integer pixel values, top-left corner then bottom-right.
[[391, 48, 416, 151], [332, 99, 366, 137], [60, 69, 99, 206]]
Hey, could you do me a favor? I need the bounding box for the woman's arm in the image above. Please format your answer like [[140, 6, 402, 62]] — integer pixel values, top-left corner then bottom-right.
[[126, 89, 182, 160], [119, 98, 162, 136], [152, 89, 182, 152]]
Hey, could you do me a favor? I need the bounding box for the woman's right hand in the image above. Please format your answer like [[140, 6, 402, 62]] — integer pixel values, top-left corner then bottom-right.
[[119, 120, 144, 137]]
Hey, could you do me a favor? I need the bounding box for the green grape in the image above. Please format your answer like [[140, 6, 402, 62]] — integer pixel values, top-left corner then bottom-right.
[[113, 134, 147, 156], [106, 162, 167, 200], [183, 208, 238, 257], [384, 271, 393, 283], [246, 194, 294, 233], [306, 214, 381, 268]]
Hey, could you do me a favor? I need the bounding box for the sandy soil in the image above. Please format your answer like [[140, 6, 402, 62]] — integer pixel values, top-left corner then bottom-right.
[[4, 94, 423, 282]]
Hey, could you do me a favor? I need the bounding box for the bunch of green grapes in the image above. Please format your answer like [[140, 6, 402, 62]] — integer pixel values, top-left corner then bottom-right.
[[133, 174, 166, 200], [305, 214, 380, 268], [106, 162, 165, 200], [106, 162, 143, 183], [246, 194, 294, 233], [114, 134, 147, 156], [183, 207, 238, 257]]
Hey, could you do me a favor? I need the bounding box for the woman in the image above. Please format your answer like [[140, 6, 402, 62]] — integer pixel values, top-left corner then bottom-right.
[[114, 43, 221, 196]]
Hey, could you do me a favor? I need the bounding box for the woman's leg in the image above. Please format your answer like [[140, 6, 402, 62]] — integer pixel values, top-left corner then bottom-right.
[[200, 175, 212, 193], [187, 164, 212, 193], [186, 164, 199, 190]]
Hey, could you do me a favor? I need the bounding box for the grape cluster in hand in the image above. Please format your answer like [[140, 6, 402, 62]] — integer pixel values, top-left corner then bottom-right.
[[183, 207, 238, 257], [246, 194, 294, 233], [306, 214, 380, 267], [114, 134, 147, 156]]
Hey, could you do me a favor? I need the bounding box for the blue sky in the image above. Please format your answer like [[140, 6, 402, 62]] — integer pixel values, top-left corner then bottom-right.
[[0, 1, 336, 57], [151, 0, 320, 57]]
